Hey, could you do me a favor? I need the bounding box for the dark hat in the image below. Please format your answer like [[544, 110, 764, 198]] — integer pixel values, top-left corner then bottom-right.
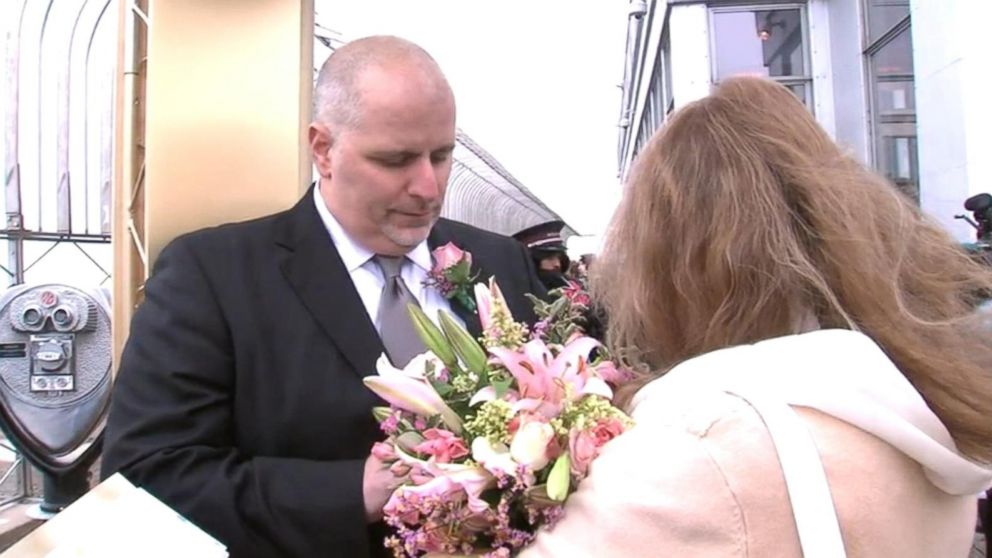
[[512, 220, 568, 253]]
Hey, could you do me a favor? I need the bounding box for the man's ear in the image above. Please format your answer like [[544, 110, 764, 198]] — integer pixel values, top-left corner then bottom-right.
[[309, 122, 333, 178]]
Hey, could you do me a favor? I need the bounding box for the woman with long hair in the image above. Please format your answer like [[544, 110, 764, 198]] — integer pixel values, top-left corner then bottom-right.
[[520, 77, 992, 557]]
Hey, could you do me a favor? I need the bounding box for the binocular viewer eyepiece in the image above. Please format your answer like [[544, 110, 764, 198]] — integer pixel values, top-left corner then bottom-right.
[[0, 284, 112, 514]]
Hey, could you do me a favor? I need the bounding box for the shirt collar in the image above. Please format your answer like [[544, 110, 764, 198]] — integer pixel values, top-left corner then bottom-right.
[[313, 184, 433, 273], [406, 239, 432, 274]]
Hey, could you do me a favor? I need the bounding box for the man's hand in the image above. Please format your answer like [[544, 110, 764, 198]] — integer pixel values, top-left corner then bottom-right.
[[363, 453, 403, 523]]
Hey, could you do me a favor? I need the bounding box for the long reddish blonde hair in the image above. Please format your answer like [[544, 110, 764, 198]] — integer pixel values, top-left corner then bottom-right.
[[593, 77, 992, 461]]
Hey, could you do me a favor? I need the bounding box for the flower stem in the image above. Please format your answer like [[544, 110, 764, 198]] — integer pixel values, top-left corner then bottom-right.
[[456, 292, 477, 313]]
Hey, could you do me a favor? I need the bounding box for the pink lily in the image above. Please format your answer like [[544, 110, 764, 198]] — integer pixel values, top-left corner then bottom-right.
[[364, 354, 463, 433], [473, 278, 512, 332], [467, 384, 522, 408], [385, 466, 495, 515], [469, 386, 498, 407], [489, 336, 613, 412], [389, 445, 496, 514], [474, 283, 494, 331], [591, 359, 636, 385]]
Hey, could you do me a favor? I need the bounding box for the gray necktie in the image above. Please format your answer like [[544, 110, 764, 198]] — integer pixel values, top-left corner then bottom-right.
[[374, 255, 427, 367]]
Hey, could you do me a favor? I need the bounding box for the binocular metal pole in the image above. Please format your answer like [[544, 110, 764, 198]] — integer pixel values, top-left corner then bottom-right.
[[25, 453, 97, 520]]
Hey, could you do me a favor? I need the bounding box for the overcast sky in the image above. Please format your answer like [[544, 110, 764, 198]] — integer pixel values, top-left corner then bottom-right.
[[314, 1, 630, 244]]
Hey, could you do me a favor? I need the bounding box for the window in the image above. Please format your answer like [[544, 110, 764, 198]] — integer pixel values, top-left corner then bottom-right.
[[662, 31, 674, 115], [863, 1, 917, 200], [710, 4, 812, 106], [866, 0, 910, 44], [633, 46, 669, 156]]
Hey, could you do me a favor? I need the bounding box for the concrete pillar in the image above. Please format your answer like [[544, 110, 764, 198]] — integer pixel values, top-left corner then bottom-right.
[[825, 0, 869, 163], [669, 3, 711, 109], [142, 0, 314, 263], [911, 0, 991, 239], [807, 0, 836, 140]]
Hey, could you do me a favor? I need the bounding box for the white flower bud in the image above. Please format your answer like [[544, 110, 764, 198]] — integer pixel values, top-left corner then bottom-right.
[[510, 421, 555, 470]]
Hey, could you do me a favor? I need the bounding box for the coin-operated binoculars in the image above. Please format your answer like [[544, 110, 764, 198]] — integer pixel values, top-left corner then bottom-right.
[[0, 284, 112, 514]]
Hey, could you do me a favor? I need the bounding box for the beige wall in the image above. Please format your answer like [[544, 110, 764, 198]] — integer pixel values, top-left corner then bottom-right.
[[143, 0, 314, 264], [113, 0, 314, 363]]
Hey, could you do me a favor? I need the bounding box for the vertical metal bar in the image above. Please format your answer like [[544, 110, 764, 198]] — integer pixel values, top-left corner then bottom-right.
[[37, 0, 56, 234], [21, 459, 32, 500], [57, 1, 92, 234], [101, 79, 113, 235], [5, 0, 30, 286], [87, 0, 114, 235]]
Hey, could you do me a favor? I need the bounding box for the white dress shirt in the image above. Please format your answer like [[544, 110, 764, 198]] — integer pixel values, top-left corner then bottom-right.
[[313, 185, 465, 332]]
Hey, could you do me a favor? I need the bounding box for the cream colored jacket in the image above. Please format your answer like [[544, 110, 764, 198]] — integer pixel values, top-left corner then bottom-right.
[[520, 330, 992, 557]]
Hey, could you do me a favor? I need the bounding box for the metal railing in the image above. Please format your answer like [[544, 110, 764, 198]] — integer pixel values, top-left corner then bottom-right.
[[1, 0, 118, 501]]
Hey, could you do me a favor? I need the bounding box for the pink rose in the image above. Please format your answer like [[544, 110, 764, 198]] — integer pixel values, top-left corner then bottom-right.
[[432, 242, 469, 271], [569, 418, 626, 477], [563, 280, 591, 307], [591, 418, 626, 446], [412, 428, 470, 463], [389, 461, 412, 477], [568, 429, 598, 477], [371, 441, 396, 462]]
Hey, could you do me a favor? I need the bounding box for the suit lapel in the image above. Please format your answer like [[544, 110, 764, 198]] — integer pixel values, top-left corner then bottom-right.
[[428, 221, 483, 340], [275, 189, 384, 378]]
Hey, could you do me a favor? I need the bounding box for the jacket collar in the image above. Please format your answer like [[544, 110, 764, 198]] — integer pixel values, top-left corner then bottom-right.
[[275, 186, 384, 378], [273, 189, 484, 375]]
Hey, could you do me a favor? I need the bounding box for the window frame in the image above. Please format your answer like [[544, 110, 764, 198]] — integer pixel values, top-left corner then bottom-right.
[[707, 2, 814, 108], [862, 1, 916, 199], [662, 29, 674, 115], [633, 29, 673, 157]]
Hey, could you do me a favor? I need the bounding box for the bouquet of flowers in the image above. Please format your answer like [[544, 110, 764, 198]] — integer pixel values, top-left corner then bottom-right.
[[364, 275, 633, 558]]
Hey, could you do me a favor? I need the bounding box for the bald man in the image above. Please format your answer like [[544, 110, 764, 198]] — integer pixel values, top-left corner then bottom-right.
[[102, 36, 545, 558]]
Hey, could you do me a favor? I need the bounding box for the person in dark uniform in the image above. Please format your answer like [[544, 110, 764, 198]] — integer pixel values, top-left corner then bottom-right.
[[513, 220, 571, 291], [513, 221, 608, 341]]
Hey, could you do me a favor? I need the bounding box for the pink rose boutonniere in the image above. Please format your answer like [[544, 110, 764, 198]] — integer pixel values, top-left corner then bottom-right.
[[424, 242, 479, 312]]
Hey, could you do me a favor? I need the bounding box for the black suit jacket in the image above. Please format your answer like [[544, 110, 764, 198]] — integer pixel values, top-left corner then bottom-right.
[[101, 189, 546, 557]]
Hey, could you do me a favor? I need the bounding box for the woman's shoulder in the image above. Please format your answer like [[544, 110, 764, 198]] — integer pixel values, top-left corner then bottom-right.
[[519, 391, 756, 557], [600, 384, 783, 517], [629, 383, 759, 437], [628, 329, 895, 414]]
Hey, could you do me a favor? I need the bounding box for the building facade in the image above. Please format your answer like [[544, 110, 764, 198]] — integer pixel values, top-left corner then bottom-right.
[[618, 0, 991, 241]]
